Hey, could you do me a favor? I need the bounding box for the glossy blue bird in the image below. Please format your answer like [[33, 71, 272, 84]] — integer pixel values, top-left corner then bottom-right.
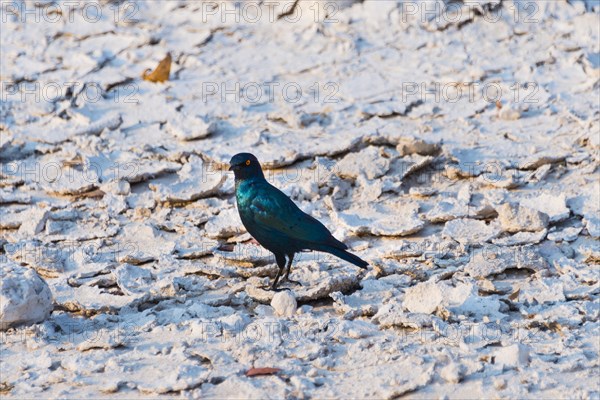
[[229, 153, 368, 290]]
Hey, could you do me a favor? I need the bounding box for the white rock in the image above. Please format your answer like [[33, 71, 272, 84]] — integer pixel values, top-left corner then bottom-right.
[[101, 193, 128, 215], [113, 264, 154, 296], [465, 246, 547, 278], [165, 114, 212, 141], [478, 171, 522, 189], [403, 278, 505, 320], [521, 193, 570, 223], [529, 164, 552, 182], [1, 262, 53, 330], [395, 136, 440, 156], [519, 278, 566, 304], [100, 179, 130, 195], [329, 200, 424, 237], [74, 113, 122, 137], [4, 240, 66, 279], [495, 343, 530, 369], [117, 223, 176, 263], [426, 198, 468, 222], [396, 154, 435, 180], [77, 335, 124, 352], [332, 280, 393, 320], [114, 158, 182, 184], [498, 104, 521, 121], [40, 165, 99, 195], [493, 377, 507, 390], [0, 209, 26, 229], [17, 207, 49, 236], [520, 152, 567, 170], [441, 280, 505, 321], [491, 229, 547, 246], [424, 186, 472, 222], [372, 304, 441, 330], [456, 185, 471, 203], [297, 305, 314, 315], [335, 146, 390, 180], [442, 218, 501, 246], [583, 216, 600, 238], [218, 313, 251, 333], [149, 155, 226, 203], [403, 281, 443, 314], [440, 362, 464, 384], [204, 208, 245, 239], [496, 202, 549, 233], [355, 173, 385, 201], [568, 188, 599, 238], [271, 290, 297, 317]]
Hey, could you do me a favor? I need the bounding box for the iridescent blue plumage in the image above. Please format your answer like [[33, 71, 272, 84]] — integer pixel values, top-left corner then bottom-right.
[[229, 153, 368, 290]]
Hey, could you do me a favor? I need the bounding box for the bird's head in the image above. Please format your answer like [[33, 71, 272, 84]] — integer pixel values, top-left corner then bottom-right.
[[229, 153, 264, 180]]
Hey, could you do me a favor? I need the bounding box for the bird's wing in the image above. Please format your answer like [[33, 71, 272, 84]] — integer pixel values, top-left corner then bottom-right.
[[248, 182, 345, 249]]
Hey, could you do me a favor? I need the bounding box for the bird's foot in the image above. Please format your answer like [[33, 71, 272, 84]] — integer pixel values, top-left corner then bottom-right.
[[268, 281, 291, 292], [256, 281, 288, 291], [257, 283, 280, 291], [284, 278, 302, 286]]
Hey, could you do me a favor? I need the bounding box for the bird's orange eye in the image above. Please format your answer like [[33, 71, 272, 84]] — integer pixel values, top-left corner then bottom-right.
[[245, 160, 251, 166]]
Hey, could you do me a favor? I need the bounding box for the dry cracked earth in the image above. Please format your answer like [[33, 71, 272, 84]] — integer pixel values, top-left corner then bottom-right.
[[1, 0, 599, 398]]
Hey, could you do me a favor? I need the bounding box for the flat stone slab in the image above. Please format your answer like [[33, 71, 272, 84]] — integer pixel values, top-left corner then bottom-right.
[[246, 262, 363, 303]]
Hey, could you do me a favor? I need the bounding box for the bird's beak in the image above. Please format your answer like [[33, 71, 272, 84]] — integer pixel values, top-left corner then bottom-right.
[[228, 165, 234, 171]]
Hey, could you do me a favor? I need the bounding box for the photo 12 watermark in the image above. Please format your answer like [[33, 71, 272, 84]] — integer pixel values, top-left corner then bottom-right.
[[400, 81, 540, 105], [200, 81, 340, 104], [1, 0, 139, 24], [2, 159, 140, 186], [1, 81, 139, 104], [199, 1, 341, 24], [1, 1, 543, 27], [398, 1, 540, 24], [0, 320, 142, 346]]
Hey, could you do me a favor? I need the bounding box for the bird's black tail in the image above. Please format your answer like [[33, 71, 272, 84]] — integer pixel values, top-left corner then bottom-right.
[[321, 246, 368, 269]]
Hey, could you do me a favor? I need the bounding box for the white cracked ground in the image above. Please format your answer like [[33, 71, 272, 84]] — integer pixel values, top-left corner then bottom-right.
[[1, 0, 599, 398]]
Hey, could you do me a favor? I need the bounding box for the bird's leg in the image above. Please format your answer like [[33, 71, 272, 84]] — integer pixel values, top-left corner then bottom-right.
[[283, 254, 301, 286], [270, 254, 286, 290]]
